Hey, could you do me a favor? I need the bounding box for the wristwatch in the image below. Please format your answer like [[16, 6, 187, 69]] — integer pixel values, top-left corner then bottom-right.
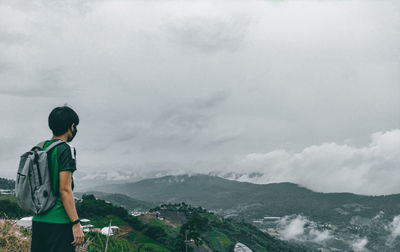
[[71, 219, 81, 225]]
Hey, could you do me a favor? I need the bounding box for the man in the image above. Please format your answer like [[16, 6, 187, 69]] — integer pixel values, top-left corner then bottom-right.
[[31, 106, 84, 252]]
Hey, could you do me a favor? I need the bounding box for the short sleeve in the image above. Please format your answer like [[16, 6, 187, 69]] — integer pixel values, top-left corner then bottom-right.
[[57, 143, 77, 172]]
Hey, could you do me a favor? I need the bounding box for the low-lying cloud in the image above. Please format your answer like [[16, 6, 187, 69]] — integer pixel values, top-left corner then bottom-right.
[[274, 212, 400, 251], [352, 237, 369, 252], [277, 215, 332, 243], [226, 129, 400, 195], [386, 215, 400, 247]]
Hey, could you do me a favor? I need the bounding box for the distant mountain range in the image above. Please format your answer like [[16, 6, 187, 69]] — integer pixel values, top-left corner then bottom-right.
[[89, 174, 400, 224], [3, 174, 400, 251], [74, 191, 156, 211]]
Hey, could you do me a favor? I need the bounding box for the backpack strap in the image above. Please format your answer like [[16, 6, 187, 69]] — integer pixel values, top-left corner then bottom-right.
[[31, 140, 65, 152], [31, 141, 46, 151], [44, 140, 66, 153]]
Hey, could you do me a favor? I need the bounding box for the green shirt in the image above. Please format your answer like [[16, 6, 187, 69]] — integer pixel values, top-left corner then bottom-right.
[[32, 139, 77, 224]]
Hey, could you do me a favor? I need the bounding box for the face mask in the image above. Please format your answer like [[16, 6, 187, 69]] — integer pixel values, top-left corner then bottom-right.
[[68, 125, 78, 142]]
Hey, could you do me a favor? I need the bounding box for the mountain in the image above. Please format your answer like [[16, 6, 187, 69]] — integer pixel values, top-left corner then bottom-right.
[[74, 191, 156, 211], [90, 174, 400, 224], [88, 174, 400, 251]]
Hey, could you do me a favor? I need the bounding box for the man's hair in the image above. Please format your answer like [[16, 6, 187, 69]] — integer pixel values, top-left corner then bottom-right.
[[48, 106, 79, 136]]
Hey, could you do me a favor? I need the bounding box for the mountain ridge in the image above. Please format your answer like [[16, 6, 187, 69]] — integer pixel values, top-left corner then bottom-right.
[[90, 173, 400, 225]]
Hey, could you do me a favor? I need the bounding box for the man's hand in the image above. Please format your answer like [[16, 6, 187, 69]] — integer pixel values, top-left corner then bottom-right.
[[71, 223, 84, 246]]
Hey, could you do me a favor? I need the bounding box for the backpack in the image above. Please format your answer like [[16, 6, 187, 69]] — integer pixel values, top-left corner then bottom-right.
[[15, 140, 65, 214]]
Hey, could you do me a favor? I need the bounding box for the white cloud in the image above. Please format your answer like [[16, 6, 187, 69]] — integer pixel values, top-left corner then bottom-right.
[[309, 229, 331, 243], [277, 215, 332, 243], [352, 237, 369, 252], [0, 0, 398, 192], [279, 215, 307, 240], [389, 216, 400, 238], [386, 215, 400, 247], [228, 129, 400, 195]]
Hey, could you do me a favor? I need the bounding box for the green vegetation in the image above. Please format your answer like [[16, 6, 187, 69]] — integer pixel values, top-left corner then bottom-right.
[[77, 194, 145, 231], [76, 194, 172, 251], [0, 190, 312, 251], [75, 195, 312, 251], [89, 215, 126, 228], [94, 174, 400, 225], [0, 176, 317, 251], [148, 202, 311, 252], [203, 229, 232, 251], [74, 191, 155, 211], [0, 195, 29, 219], [0, 178, 14, 190], [84, 232, 134, 252]]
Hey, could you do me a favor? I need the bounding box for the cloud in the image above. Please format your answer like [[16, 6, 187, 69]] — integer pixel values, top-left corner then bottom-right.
[[389, 216, 400, 238], [275, 212, 400, 250], [0, 30, 26, 45], [352, 237, 369, 252], [279, 215, 306, 240], [226, 129, 400, 195], [277, 215, 332, 243], [0, 68, 75, 98], [386, 215, 400, 247], [201, 129, 242, 149], [163, 4, 252, 53], [309, 229, 331, 243], [0, 0, 398, 191], [149, 91, 229, 144]]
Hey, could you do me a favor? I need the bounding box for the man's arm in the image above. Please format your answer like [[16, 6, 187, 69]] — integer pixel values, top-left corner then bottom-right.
[[59, 170, 84, 246]]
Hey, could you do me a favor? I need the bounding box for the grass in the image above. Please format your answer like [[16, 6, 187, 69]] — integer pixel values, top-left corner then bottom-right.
[[127, 231, 156, 244], [203, 212, 221, 223], [136, 243, 171, 252], [84, 232, 133, 252], [0, 219, 31, 252], [0, 195, 18, 202], [203, 229, 232, 251], [147, 218, 179, 237], [89, 215, 127, 228]]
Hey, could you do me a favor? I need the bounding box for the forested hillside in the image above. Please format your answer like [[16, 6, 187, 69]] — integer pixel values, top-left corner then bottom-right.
[[91, 174, 400, 224], [76, 195, 313, 251], [0, 178, 15, 190], [0, 192, 313, 251]]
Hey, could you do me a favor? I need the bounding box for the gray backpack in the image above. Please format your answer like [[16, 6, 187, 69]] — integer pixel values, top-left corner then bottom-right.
[[15, 140, 65, 214]]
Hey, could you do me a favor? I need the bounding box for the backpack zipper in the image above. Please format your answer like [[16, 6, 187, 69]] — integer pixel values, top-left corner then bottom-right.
[[33, 152, 42, 185]]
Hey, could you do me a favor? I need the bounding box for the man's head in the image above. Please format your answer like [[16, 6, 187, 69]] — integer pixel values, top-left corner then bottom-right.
[[48, 106, 79, 142]]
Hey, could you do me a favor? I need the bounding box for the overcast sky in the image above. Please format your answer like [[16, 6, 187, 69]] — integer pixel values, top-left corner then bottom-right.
[[0, 0, 399, 195]]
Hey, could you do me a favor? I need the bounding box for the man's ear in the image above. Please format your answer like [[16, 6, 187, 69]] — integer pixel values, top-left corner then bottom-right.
[[68, 123, 74, 133]]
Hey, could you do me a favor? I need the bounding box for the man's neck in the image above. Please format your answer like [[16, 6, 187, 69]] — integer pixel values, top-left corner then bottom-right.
[[51, 135, 68, 142]]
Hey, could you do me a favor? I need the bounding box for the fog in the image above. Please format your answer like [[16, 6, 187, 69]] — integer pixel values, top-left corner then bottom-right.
[[0, 0, 399, 194]]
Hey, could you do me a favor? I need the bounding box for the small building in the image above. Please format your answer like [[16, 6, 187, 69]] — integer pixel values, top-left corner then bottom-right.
[[16, 216, 33, 228], [101, 226, 119, 236], [0, 189, 14, 195], [131, 211, 146, 216], [234, 242, 253, 252], [82, 224, 95, 232]]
